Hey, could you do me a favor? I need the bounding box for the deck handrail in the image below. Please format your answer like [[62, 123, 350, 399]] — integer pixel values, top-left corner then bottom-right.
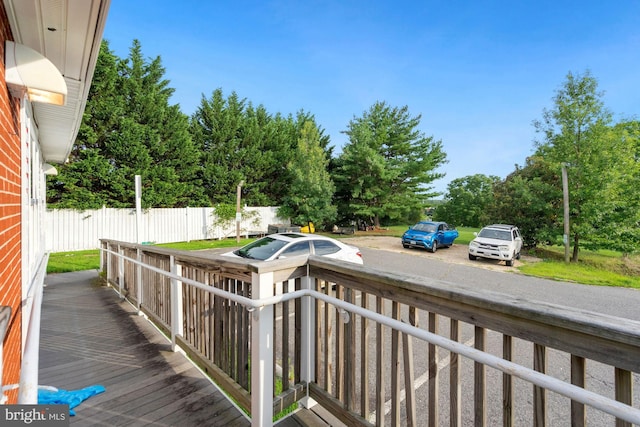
[[17, 252, 49, 404], [0, 305, 12, 403], [100, 240, 640, 426]]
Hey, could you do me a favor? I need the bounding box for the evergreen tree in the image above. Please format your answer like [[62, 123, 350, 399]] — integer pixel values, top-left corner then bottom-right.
[[191, 90, 329, 207], [48, 40, 206, 209], [333, 101, 447, 227]]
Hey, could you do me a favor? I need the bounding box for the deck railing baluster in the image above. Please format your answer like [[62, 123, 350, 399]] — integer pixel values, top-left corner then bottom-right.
[[361, 291, 370, 419], [428, 311, 437, 427], [450, 319, 461, 427], [615, 367, 633, 427], [475, 326, 486, 427], [503, 335, 514, 427], [534, 343, 547, 427], [402, 307, 417, 427], [391, 301, 401, 426], [336, 284, 345, 403], [376, 295, 386, 427]]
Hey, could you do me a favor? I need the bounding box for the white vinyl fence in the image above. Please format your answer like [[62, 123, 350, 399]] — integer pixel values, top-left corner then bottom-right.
[[45, 207, 287, 252]]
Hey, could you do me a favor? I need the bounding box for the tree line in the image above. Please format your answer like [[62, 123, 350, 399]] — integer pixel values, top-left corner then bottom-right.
[[434, 71, 640, 259], [48, 41, 638, 260], [47, 39, 447, 230]]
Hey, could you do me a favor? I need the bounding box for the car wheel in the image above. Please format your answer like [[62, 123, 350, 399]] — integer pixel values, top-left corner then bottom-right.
[[403, 244, 410, 249], [468, 254, 476, 261], [506, 258, 514, 267], [430, 241, 437, 253], [516, 252, 521, 260]]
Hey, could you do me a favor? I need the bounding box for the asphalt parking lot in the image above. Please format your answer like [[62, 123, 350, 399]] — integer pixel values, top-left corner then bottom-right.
[[342, 236, 539, 272]]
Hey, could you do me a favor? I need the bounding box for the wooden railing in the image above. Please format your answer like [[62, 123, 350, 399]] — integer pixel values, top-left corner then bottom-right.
[[100, 239, 640, 427]]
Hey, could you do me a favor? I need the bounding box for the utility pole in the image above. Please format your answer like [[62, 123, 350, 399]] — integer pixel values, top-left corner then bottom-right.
[[561, 164, 570, 263], [236, 180, 244, 243]]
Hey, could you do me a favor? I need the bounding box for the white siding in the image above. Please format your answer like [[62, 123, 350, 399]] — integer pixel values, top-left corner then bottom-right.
[[45, 207, 286, 252]]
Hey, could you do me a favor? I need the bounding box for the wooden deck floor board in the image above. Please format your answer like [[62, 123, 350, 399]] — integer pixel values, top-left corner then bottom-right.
[[38, 270, 327, 426], [38, 271, 250, 426]]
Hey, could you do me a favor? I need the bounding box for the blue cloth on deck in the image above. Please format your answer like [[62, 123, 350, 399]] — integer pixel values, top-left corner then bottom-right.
[[38, 385, 105, 416]]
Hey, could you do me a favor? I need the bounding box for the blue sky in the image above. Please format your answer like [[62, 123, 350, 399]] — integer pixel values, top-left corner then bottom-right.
[[103, 1, 640, 195]]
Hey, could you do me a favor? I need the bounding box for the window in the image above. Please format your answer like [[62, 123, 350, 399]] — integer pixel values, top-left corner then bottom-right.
[[313, 240, 340, 255], [280, 241, 311, 258]]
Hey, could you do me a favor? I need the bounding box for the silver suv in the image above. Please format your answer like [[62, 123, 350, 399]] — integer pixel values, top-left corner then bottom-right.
[[468, 224, 522, 266]]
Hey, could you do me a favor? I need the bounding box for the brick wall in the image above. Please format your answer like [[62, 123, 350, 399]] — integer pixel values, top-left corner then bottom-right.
[[0, 5, 23, 404]]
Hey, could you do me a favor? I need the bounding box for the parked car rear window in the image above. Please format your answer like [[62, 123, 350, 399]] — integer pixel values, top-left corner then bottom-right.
[[279, 241, 311, 258], [313, 240, 340, 255]]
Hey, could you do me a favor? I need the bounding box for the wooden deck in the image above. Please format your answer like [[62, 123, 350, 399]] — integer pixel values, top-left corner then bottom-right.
[[38, 270, 333, 426]]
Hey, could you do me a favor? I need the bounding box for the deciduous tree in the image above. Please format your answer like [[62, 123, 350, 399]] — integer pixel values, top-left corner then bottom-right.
[[533, 70, 633, 260], [278, 121, 336, 229], [435, 174, 500, 228]]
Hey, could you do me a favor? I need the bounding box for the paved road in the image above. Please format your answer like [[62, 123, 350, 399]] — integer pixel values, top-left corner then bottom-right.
[[359, 245, 640, 321]]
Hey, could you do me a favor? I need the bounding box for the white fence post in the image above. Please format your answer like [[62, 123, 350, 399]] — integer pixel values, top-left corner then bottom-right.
[[251, 270, 274, 427]]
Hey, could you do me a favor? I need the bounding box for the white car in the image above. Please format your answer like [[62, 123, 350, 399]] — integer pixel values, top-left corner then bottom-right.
[[468, 224, 522, 266], [223, 232, 364, 264]]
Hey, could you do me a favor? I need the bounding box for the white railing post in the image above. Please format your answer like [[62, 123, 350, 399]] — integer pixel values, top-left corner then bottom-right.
[[136, 248, 143, 313], [99, 241, 104, 272], [170, 256, 183, 352], [251, 270, 274, 427], [299, 273, 317, 409], [105, 242, 111, 283], [117, 245, 124, 299]]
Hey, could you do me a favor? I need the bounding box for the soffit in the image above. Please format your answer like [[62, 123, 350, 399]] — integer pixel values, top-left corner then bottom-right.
[[3, 0, 110, 163]]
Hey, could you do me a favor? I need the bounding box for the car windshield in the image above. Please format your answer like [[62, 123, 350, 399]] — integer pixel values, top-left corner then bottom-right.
[[478, 229, 512, 241], [413, 223, 437, 233], [233, 237, 289, 260]]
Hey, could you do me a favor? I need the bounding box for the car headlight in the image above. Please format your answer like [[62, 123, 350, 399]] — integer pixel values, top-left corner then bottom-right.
[[499, 245, 510, 251], [469, 241, 479, 248]]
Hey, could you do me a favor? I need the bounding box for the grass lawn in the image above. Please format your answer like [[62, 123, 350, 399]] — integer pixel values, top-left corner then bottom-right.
[[47, 227, 639, 289], [520, 245, 640, 288]]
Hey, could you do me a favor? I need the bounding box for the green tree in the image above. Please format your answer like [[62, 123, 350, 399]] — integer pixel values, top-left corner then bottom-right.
[[434, 174, 500, 227], [210, 203, 261, 239], [278, 121, 337, 229], [48, 40, 206, 209], [585, 120, 640, 254], [533, 70, 632, 261], [333, 101, 447, 227], [488, 156, 560, 248], [191, 89, 303, 206]]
